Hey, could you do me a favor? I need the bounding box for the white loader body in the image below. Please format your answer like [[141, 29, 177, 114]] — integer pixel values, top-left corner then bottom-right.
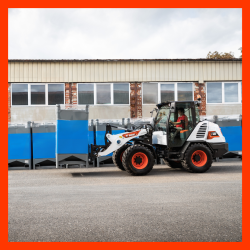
[[152, 121, 225, 146], [98, 129, 147, 157], [187, 121, 225, 143], [99, 121, 226, 157], [91, 100, 229, 176]]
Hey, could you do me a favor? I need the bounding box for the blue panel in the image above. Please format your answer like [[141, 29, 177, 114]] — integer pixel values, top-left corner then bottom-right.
[[33, 132, 56, 159], [96, 131, 105, 145], [8, 133, 31, 160], [57, 120, 89, 154], [88, 130, 95, 145], [220, 126, 242, 151]]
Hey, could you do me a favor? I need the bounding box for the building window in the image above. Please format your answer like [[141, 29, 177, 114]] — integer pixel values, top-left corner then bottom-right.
[[12, 84, 28, 105], [96, 84, 111, 104], [48, 84, 64, 105], [241, 82, 242, 102], [11, 83, 65, 106], [78, 84, 94, 105], [161, 84, 175, 102], [177, 83, 193, 101], [78, 83, 130, 105], [206, 82, 241, 104], [31, 85, 46, 105], [143, 82, 193, 104], [207, 82, 222, 103], [114, 83, 129, 104], [224, 83, 238, 103], [143, 82, 158, 104]]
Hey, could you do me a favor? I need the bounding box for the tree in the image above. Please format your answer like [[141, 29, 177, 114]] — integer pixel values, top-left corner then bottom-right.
[[206, 51, 235, 59], [239, 47, 242, 58]]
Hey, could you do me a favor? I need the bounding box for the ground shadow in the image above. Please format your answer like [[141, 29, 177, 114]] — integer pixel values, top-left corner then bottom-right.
[[71, 161, 242, 178]]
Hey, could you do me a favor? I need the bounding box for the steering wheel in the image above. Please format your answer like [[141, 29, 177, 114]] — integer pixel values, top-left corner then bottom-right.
[[169, 122, 177, 133]]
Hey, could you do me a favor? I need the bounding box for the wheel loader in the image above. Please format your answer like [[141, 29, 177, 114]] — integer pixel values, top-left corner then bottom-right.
[[91, 97, 228, 175]]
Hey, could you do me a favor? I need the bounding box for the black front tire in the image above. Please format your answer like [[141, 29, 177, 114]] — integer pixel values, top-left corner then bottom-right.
[[182, 143, 213, 173], [112, 144, 130, 171], [122, 145, 155, 176]]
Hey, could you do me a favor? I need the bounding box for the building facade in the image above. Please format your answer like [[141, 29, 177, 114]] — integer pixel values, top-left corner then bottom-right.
[[8, 59, 242, 123]]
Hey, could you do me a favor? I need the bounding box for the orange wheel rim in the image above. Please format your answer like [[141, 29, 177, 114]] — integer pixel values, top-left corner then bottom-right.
[[120, 151, 124, 162], [191, 150, 207, 167], [131, 152, 148, 169]]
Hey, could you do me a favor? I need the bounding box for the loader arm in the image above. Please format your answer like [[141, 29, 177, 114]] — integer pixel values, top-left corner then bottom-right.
[[91, 127, 148, 158], [97, 129, 148, 157]]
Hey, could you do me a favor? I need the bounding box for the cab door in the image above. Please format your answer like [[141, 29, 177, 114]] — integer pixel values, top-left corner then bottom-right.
[[167, 102, 196, 148]]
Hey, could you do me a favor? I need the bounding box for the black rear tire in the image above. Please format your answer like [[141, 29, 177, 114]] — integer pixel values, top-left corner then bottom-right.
[[112, 144, 130, 171], [122, 145, 155, 176], [163, 159, 183, 168], [182, 143, 212, 173]]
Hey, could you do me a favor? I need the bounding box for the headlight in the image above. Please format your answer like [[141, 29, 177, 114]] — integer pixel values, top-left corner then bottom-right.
[[207, 131, 219, 139]]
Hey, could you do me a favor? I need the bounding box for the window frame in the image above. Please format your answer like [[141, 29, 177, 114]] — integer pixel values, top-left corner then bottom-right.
[[176, 82, 194, 102], [142, 82, 159, 105], [47, 83, 65, 106], [95, 83, 113, 105], [11, 83, 29, 106], [11, 83, 65, 106], [113, 83, 131, 105], [142, 82, 194, 105], [77, 83, 130, 105], [30, 83, 47, 106], [206, 81, 242, 104], [77, 83, 95, 106]]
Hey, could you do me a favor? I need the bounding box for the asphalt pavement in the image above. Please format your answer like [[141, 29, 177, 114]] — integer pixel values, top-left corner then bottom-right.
[[8, 159, 242, 242]]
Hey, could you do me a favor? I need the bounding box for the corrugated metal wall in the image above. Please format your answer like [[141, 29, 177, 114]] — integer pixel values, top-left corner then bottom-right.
[[8, 60, 242, 83]]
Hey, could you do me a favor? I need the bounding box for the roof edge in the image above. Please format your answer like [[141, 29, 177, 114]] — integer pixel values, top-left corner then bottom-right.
[[8, 58, 242, 62]]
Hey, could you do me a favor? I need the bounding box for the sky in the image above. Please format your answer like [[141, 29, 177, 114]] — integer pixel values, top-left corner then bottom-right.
[[8, 8, 242, 59]]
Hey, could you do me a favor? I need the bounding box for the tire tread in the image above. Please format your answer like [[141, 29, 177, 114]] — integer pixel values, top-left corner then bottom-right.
[[122, 145, 154, 176], [112, 144, 130, 171], [182, 143, 212, 173]]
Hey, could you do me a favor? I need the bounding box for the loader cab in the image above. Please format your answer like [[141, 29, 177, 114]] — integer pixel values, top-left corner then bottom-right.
[[155, 101, 200, 148]]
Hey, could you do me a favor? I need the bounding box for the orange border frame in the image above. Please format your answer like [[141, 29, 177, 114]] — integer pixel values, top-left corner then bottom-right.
[[2, 2, 245, 248]]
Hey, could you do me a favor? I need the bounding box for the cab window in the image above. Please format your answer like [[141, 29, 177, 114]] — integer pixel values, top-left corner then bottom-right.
[[168, 103, 195, 148], [154, 106, 170, 131]]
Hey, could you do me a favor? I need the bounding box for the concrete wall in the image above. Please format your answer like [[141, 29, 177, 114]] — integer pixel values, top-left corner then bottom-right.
[[11, 106, 57, 123], [11, 105, 130, 123], [89, 106, 130, 119], [11, 103, 242, 123], [143, 104, 242, 117], [206, 104, 242, 116]]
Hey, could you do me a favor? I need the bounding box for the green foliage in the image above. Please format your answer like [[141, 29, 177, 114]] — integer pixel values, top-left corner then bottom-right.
[[206, 51, 235, 59]]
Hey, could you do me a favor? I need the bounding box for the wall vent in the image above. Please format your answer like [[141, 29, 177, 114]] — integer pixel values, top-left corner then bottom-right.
[[196, 123, 207, 138]]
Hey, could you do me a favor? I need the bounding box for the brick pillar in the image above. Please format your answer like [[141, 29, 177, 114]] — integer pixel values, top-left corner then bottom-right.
[[130, 82, 142, 118], [194, 82, 206, 116], [65, 83, 71, 104], [65, 83, 78, 105], [8, 83, 11, 122], [71, 83, 77, 105]]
